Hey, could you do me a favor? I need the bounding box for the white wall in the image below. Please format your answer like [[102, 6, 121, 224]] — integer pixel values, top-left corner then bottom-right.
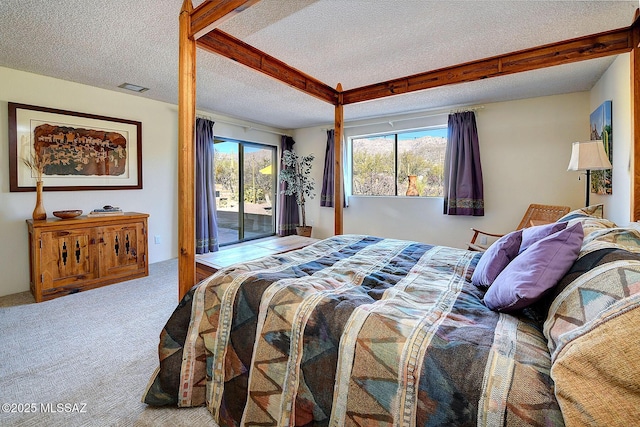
[[295, 91, 590, 248], [0, 66, 284, 297], [3, 58, 629, 297], [589, 53, 631, 225]]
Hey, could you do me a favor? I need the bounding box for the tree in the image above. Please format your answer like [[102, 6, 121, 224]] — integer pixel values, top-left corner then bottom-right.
[[352, 151, 395, 195], [243, 151, 273, 203], [214, 151, 238, 195]]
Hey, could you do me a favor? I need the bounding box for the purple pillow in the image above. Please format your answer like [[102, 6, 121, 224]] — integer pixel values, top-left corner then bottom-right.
[[471, 229, 523, 288], [520, 221, 568, 253], [484, 222, 584, 312]]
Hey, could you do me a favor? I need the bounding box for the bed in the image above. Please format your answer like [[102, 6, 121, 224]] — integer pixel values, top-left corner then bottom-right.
[[161, 2, 640, 424], [174, 0, 640, 301], [143, 207, 640, 426]]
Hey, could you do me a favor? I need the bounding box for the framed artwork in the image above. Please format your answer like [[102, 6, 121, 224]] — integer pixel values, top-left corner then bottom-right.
[[589, 100, 612, 195], [8, 102, 142, 191]]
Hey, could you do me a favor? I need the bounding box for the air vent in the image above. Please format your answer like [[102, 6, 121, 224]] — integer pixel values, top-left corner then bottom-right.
[[118, 83, 149, 93]]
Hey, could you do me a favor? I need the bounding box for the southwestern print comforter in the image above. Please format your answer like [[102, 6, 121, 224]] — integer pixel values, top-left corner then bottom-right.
[[143, 235, 563, 426]]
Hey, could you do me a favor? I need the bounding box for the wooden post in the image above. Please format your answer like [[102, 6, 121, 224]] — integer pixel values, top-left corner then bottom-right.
[[178, 0, 197, 300], [334, 83, 344, 235], [631, 10, 640, 221]]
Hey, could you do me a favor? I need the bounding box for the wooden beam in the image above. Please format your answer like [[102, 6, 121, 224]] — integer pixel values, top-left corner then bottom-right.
[[191, 13, 638, 233], [631, 11, 640, 221], [343, 27, 632, 105], [197, 29, 339, 105], [178, 0, 197, 301], [334, 84, 344, 235], [190, 0, 261, 39]]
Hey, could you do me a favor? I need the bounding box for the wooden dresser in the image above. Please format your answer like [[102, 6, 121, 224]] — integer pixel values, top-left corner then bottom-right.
[[26, 212, 149, 302]]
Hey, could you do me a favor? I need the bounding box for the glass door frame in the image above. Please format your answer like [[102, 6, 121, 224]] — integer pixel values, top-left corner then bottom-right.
[[214, 137, 278, 246]]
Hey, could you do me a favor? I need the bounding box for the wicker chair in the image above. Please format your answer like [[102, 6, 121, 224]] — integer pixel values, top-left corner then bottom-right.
[[468, 204, 571, 252]]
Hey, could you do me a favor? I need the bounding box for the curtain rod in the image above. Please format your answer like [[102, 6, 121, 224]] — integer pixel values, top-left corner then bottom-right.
[[196, 114, 291, 137], [346, 105, 485, 130], [322, 105, 485, 131]]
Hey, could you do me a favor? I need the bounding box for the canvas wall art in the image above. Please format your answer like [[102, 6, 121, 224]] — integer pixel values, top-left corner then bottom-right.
[[589, 100, 612, 195]]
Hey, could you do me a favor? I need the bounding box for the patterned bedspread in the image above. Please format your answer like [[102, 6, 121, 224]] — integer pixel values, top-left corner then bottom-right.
[[143, 235, 563, 426]]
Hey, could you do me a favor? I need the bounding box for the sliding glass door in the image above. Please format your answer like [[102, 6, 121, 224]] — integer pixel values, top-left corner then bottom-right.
[[214, 138, 277, 246]]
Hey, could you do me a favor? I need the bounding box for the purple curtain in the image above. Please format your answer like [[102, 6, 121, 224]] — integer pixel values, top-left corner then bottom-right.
[[320, 129, 335, 207], [443, 111, 484, 216], [320, 129, 347, 208], [277, 135, 299, 236], [195, 117, 219, 253]]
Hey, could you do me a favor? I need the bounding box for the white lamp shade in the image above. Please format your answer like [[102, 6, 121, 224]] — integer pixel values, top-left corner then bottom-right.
[[567, 140, 612, 171]]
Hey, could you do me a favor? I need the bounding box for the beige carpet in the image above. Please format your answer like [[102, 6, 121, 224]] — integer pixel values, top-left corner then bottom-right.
[[0, 259, 217, 426]]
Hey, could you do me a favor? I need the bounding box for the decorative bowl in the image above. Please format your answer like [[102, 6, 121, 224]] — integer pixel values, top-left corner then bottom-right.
[[53, 210, 83, 219]]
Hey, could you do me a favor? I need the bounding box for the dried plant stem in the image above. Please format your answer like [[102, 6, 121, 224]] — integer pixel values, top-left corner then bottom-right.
[[22, 151, 47, 182]]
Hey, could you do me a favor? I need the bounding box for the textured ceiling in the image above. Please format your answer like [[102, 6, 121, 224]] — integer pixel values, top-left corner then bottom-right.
[[0, 1, 636, 129]]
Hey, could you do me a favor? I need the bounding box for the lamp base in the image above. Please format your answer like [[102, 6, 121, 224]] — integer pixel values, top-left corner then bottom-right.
[[584, 169, 591, 207]]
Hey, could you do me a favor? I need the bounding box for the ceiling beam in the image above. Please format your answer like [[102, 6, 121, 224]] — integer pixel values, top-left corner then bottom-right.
[[190, 0, 261, 39], [342, 27, 632, 105], [197, 22, 633, 107], [197, 29, 339, 105]]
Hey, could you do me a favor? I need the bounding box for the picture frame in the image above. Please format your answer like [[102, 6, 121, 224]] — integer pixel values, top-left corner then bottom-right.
[[589, 100, 612, 195], [8, 102, 142, 192]]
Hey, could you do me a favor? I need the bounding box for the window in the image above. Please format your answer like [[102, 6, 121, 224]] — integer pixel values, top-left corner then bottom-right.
[[351, 128, 447, 197], [214, 138, 277, 246]]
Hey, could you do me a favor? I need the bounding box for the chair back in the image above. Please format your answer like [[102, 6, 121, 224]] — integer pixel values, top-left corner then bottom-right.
[[515, 204, 571, 230]]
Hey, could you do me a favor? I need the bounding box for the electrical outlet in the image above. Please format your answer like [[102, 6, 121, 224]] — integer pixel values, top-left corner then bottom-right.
[[480, 236, 488, 245], [154, 235, 161, 245]]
